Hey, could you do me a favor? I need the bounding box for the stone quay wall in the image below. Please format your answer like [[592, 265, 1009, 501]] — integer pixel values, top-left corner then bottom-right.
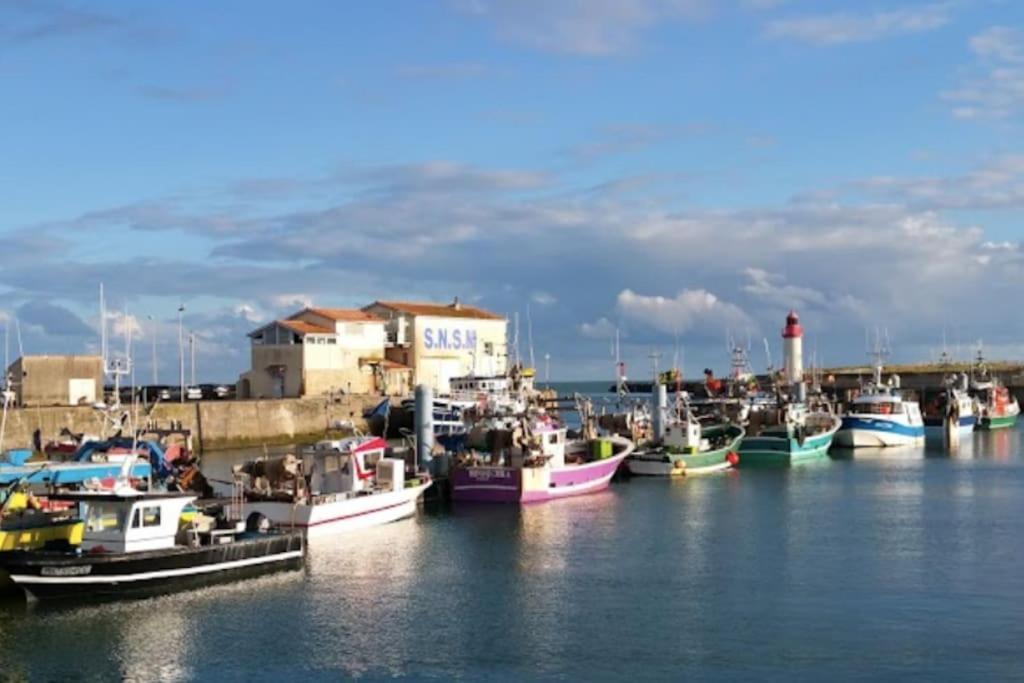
[[1, 395, 381, 453]]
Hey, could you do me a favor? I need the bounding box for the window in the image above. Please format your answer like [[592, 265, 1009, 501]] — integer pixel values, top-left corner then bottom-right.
[[85, 503, 126, 533], [484, 342, 494, 355], [324, 455, 339, 473], [326, 337, 337, 344], [141, 506, 161, 527]]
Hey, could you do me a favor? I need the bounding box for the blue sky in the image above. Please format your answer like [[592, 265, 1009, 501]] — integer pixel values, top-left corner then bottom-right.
[[2, 0, 1023, 381]]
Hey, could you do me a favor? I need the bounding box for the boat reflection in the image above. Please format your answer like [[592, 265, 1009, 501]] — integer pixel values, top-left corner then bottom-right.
[[830, 443, 927, 463]]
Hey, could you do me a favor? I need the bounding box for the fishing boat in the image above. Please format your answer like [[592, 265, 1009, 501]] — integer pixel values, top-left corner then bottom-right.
[[0, 485, 82, 552], [450, 411, 635, 503], [972, 377, 1020, 430], [0, 458, 152, 487], [0, 488, 304, 602], [922, 373, 976, 437], [738, 404, 841, 467], [238, 436, 431, 539], [626, 398, 744, 476], [834, 357, 924, 448], [968, 350, 1020, 430]]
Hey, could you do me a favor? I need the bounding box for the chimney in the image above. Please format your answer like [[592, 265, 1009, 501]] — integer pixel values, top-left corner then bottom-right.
[[452, 296, 462, 311]]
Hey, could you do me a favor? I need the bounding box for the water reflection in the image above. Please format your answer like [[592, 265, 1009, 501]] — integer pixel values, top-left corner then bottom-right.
[[0, 428, 1022, 679]]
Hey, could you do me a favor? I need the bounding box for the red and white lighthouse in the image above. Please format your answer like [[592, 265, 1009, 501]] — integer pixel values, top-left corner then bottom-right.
[[782, 310, 804, 385]]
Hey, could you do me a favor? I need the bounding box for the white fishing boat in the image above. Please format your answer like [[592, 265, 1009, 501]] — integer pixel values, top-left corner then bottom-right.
[[238, 436, 431, 539], [834, 372, 924, 448]]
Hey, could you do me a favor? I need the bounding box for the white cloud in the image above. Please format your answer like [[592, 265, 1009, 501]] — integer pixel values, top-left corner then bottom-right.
[[944, 27, 1024, 120], [850, 155, 1024, 210], [742, 268, 827, 308], [269, 294, 314, 311], [764, 4, 949, 45], [579, 317, 617, 339], [233, 303, 265, 323], [452, 0, 710, 56], [531, 291, 557, 306], [615, 288, 754, 336]]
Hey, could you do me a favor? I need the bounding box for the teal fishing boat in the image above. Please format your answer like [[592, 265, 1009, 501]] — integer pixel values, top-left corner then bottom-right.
[[738, 406, 841, 467]]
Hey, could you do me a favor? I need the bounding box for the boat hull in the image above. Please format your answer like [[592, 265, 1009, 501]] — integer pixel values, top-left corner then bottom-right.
[[451, 451, 630, 503], [833, 417, 924, 448], [0, 519, 83, 552], [627, 430, 743, 476], [0, 462, 151, 486], [977, 413, 1019, 430], [922, 415, 976, 436], [738, 419, 840, 467], [0, 532, 304, 602], [244, 482, 430, 539]]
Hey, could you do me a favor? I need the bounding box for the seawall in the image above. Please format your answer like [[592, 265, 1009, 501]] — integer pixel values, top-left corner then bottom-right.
[[1, 395, 381, 453]]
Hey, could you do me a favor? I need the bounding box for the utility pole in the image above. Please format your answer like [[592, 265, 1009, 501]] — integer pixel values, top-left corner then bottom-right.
[[177, 304, 185, 403]]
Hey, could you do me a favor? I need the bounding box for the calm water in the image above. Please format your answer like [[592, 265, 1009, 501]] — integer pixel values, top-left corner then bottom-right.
[[2, 427, 1024, 681]]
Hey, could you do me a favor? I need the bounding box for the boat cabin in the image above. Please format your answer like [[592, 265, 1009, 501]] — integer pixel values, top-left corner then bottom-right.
[[850, 390, 922, 421], [527, 422, 567, 468], [449, 375, 510, 396], [663, 413, 705, 451], [66, 491, 197, 553], [304, 436, 389, 495]]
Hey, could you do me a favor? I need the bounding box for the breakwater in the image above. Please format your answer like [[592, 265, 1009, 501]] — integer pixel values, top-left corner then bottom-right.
[[1, 396, 381, 453]]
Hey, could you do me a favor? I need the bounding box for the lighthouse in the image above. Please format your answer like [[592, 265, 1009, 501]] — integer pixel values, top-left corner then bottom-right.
[[782, 310, 804, 386]]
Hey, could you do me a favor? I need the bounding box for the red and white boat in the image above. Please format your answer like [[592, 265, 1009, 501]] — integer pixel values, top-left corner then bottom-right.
[[238, 436, 431, 539]]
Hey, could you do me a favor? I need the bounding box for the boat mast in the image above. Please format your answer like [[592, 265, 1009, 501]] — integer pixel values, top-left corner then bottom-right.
[[526, 304, 535, 371], [614, 327, 627, 399]]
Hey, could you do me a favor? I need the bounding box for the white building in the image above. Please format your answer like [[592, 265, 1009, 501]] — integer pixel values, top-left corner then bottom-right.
[[362, 299, 508, 394], [239, 308, 411, 398]]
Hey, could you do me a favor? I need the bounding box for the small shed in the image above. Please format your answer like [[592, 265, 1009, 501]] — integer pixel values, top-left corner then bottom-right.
[[6, 355, 103, 407]]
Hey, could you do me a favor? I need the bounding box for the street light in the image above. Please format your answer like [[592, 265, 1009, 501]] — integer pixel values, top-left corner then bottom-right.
[[147, 315, 158, 386], [177, 304, 185, 403], [544, 353, 550, 388]]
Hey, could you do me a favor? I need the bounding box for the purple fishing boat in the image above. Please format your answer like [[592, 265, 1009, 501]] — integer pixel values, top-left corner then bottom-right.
[[450, 419, 634, 503]]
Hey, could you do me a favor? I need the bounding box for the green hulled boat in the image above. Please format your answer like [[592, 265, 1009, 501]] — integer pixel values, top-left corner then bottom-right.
[[737, 408, 841, 468], [627, 420, 745, 476], [972, 381, 1019, 431]]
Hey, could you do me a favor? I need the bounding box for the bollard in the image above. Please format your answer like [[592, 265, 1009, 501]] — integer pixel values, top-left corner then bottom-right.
[[415, 384, 434, 472], [651, 384, 667, 443]]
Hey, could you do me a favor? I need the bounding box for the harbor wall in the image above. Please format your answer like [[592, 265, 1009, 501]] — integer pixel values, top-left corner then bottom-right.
[[1, 395, 381, 453]]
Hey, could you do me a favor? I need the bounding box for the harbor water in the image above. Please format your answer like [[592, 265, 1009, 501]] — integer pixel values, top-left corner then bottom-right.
[[2, 420, 1023, 679]]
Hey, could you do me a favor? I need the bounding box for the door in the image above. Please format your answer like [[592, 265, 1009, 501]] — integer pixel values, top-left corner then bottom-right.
[[68, 378, 96, 405]]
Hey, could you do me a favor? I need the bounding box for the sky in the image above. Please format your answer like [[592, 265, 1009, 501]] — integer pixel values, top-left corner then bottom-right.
[[1, 0, 1024, 382]]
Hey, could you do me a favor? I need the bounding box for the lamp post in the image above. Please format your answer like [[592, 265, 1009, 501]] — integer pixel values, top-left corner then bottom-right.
[[177, 304, 185, 403], [147, 315, 158, 386], [544, 353, 550, 388]]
